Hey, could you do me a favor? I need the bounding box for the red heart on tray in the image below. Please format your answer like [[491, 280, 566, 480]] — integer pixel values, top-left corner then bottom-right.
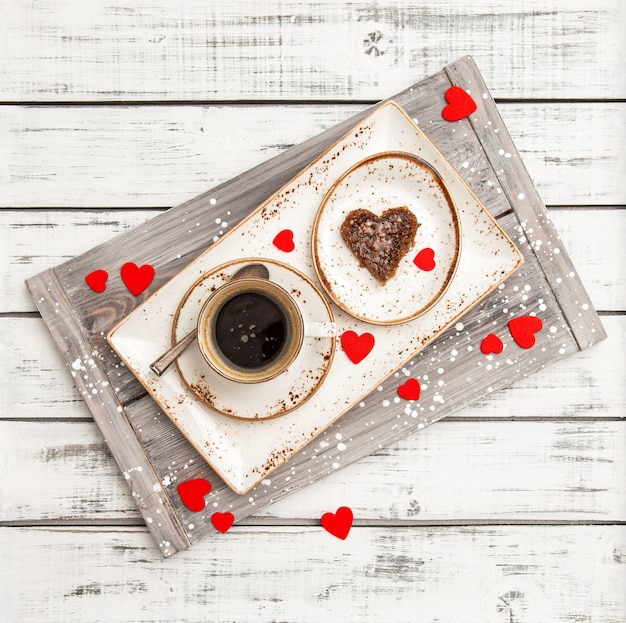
[[413, 247, 436, 271], [481, 333, 504, 355], [508, 315, 543, 349], [177, 478, 212, 512], [321, 506, 353, 540], [398, 378, 421, 401], [341, 330, 375, 364], [85, 269, 108, 293], [442, 86, 477, 122], [120, 262, 155, 296], [212, 511, 235, 533], [273, 229, 295, 252]]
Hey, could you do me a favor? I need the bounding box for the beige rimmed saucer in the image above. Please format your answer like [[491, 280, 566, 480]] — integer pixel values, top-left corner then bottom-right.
[[312, 151, 461, 325], [172, 258, 335, 420]]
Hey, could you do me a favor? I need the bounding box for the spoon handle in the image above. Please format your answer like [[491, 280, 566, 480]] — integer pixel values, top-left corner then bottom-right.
[[150, 329, 197, 376]]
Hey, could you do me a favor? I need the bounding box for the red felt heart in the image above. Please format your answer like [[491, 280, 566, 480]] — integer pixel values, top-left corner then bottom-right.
[[341, 330, 375, 364], [398, 378, 421, 401], [508, 315, 543, 349], [177, 478, 212, 512], [120, 262, 155, 296], [273, 229, 295, 252], [413, 247, 436, 271], [85, 269, 108, 293], [212, 511, 235, 533], [481, 333, 504, 355], [442, 86, 477, 122], [321, 506, 353, 540]]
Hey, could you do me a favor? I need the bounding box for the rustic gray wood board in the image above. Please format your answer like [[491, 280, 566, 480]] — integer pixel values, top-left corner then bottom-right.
[[26, 56, 606, 557]]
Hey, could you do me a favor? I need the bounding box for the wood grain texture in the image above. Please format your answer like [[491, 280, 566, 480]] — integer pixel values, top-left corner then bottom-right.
[[2, 525, 625, 622], [2, 0, 625, 617], [3, 103, 625, 207], [3, 208, 624, 314], [3, 315, 622, 422], [1, 0, 624, 101], [23, 58, 608, 554], [1, 419, 624, 523]]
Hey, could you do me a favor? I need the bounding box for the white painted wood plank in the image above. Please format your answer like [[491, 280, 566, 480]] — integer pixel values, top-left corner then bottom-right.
[[3, 315, 623, 420], [2, 525, 625, 622], [1, 419, 623, 522], [2, 210, 158, 313], [5, 209, 623, 314], [2, 104, 625, 208], [1, 1, 624, 101]]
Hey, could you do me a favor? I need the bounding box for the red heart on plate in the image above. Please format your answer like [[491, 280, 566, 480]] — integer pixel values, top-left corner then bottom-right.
[[212, 511, 235, 533], [273, 229, 295, 252], [341, 330, 375, 364], [442, 86, 477, 122], [177, 478, 212, 512], [481, 333, 504, 355], [398, 378, 421, 401], [120, 262, 155, 296], [413, 247, 436, 271], [85, 269, 108, 293], [321, 506, 353, 540], [508, 315, 543, 349]]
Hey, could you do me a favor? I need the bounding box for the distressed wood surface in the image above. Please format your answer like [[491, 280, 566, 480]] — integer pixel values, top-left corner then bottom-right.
[[3, 208, 624, 314], [2, 526, 625, 623], [3, 103, 625, 208], [23, 57, 607, 555], [2, 315, 623, 422], [2, 0, 625, 619], [1, 0, 624, 101], [1, 419, 624, 523]]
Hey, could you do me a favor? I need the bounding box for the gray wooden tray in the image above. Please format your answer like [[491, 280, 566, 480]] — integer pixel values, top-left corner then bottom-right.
[[26, 56, 605, 557]]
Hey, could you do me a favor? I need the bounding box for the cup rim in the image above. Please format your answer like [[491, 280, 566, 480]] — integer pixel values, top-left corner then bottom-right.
[[196, 277, 304, 384]]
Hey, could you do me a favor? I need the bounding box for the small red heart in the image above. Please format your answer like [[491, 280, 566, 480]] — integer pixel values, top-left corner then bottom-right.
[[273, 229, 295, 252], [508, 315, 543, 349], [120, 262, 155, 296], [212, 511, 235, 533], [442, 86, 477, 122], [413, 248, 436, 271], [177, 478, 212, 512], [481, 333, 504, 355], [398, 378, 421, 401], [85, 269, 108, 293], [341, 330, 375, 364], [321, 506, 353, 540]]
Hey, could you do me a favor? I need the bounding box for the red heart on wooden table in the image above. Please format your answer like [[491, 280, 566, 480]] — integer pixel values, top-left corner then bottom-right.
[[85, 269, 108, 293], [273, 229, 295, 252], [341, 330, 375, 364], [413, 247, 436, 271], [212, 511, 235, 533], [177, 478, 212, 512], [481, 333, 504, 355], [398, 378, 421, 401], [442, 86, 477, 122], [321, 506, 353, 540], [508, 315, 543, 349], [120, 262, 155, 296]]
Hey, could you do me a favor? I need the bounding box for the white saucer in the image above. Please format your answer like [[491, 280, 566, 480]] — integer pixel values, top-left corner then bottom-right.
[[172, 259, 335, 420]]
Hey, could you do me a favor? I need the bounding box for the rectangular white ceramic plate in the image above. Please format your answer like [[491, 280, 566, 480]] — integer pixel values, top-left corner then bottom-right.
[[109, 102, 523, 494]]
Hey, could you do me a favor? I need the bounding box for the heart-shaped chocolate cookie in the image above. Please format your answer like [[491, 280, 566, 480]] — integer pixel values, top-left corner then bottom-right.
[[340, 207, 419, 283]]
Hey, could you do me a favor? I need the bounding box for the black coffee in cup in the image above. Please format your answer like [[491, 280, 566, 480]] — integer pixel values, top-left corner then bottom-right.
[[197, 277, 304, 383], [214, 291, 287, 369]]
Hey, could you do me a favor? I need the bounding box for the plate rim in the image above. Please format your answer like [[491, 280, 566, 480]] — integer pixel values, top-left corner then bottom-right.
[[311, 150, 462, 325]]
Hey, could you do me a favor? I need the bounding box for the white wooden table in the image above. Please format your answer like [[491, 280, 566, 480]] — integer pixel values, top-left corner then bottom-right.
[[2, 2, 625, 621]]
